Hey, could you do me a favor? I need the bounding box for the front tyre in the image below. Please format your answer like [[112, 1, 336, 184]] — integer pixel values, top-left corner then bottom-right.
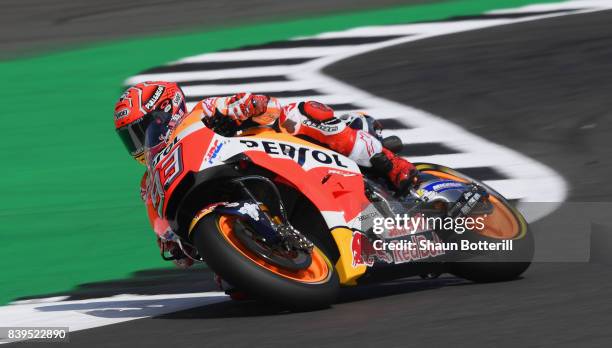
[[191, 214, 339, 311]]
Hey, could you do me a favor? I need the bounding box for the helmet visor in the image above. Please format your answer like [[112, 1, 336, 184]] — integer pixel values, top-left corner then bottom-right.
[[144, 111, 173, 163], [116, 116, 153, 164]]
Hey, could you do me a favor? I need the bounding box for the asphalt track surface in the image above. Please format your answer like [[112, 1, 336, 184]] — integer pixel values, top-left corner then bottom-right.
[[0, 0, 436, 61], [16, 263, 612, 348], [8, 8, 612, 348]]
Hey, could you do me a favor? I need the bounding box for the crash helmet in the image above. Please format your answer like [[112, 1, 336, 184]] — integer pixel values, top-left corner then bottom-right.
[[114, 81, 187, 164]]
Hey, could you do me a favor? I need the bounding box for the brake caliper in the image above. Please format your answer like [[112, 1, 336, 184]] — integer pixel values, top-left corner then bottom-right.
[[276, 224, 314, 253]]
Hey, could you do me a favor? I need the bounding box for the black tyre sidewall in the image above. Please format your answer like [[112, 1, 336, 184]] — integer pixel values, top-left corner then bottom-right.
[[448, 227, 533, 282], [192, 214, 339, 310]]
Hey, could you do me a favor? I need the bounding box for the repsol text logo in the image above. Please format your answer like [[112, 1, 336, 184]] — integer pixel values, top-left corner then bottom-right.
[[240, 140, 348, 168]]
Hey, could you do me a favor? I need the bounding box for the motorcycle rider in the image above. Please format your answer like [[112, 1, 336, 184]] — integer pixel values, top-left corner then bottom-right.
[[114, 81, 418, 268]]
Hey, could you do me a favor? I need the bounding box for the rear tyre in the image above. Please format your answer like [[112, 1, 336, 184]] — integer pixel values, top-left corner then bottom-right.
[[191, 214, 339, 311], [416, 163, 534, 283], [448, 230, 533, 283]]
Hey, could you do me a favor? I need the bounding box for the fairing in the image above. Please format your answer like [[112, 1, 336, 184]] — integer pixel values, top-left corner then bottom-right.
[[143, 120, 371, 237]]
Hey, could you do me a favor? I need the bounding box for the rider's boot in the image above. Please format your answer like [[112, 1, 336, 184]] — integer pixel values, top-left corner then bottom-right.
[[157, 238, 195, 269], [370, 147, 420, 193]]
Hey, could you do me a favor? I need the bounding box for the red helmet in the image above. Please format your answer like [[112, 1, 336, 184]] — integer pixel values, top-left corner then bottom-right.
[[114, 81, 187, 164]]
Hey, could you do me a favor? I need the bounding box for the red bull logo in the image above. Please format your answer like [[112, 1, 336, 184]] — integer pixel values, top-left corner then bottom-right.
[[351, 231, 393, 267], [392, 232, 446, 264]]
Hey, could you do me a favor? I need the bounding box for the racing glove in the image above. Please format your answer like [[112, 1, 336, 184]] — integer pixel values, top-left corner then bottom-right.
[[204, 111, 240, 136], [226, 93, 269, 121], [206, 93, 273, 136]]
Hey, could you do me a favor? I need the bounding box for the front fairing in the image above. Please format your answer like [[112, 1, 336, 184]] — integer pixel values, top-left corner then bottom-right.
[[142, 122, 371, 232]]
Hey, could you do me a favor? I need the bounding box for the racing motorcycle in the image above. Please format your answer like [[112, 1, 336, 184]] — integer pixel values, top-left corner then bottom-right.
[[143, 112, 533, 310]]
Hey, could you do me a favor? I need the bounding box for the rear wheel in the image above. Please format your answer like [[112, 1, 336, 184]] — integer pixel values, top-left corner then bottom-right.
[[416, 163, 534, 282], [191, 214, 339, 310]]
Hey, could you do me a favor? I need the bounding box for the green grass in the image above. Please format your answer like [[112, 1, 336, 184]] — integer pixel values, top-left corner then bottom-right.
[[0, 0, 562, 305]]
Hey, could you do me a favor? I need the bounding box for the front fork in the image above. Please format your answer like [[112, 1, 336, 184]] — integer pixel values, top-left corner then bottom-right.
[[189, 175, 314, 253]]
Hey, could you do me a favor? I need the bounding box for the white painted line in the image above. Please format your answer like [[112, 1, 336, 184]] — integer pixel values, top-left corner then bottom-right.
[[0, 293, 228, 344], [127, 65, 305, 85], [488, 0, 610, 14], [182, 81, 319, 96], [176, 46, 355, 63], [311, 19, 510, 39]]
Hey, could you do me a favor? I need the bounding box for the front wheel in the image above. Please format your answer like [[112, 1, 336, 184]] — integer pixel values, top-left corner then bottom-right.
[[191, 214, 339, 310], [416, 163, 534, 283]]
